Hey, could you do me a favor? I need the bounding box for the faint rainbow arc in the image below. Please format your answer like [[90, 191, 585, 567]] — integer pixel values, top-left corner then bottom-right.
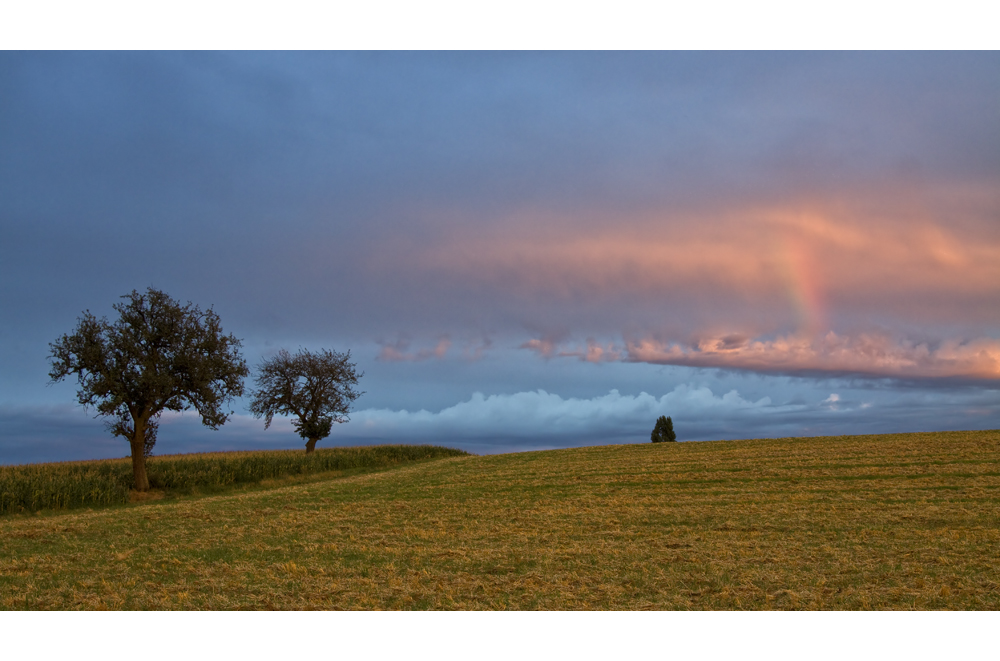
[[781, 234, 827, 338]]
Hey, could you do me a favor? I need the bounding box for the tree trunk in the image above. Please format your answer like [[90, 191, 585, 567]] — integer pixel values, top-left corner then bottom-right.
[[305, 438, 318, 454], [130, 416, 151, 491]]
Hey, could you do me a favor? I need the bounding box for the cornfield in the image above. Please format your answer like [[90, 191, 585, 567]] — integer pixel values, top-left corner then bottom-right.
[[0, 445, 468, 515]]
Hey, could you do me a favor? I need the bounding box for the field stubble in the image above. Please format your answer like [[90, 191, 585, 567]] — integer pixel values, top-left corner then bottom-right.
[[1, 430, 998, 609]]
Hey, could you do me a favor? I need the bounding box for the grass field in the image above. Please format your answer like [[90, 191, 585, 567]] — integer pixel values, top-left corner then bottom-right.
[[1, 430, 998, 610], [0, 445, 468, 515]]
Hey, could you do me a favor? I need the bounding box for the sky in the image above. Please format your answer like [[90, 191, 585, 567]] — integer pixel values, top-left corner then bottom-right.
[[1, 51, 998, 464]]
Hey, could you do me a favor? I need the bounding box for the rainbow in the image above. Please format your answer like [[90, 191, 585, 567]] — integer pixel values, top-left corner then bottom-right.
[[781, 233, 827, 338]]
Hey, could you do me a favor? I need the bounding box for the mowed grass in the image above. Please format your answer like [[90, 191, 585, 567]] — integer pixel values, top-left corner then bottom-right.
[[1, 430, 998, 610]]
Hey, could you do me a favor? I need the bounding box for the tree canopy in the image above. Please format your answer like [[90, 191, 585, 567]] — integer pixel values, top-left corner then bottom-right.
[[48, 288, 248, 490], [249, 348, 363, 453], [651, 415, 677, 443]]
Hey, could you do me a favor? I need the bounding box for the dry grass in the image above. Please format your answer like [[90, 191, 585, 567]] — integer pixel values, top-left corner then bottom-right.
[[1, 430, 998, 610]]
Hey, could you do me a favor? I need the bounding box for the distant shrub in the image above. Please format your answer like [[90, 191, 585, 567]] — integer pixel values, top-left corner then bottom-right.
[[651, 416, 677, 443], [0, 445, 468, 515]]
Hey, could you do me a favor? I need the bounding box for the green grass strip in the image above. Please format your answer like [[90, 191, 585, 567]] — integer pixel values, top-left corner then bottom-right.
[[0, 445, 468, 515]]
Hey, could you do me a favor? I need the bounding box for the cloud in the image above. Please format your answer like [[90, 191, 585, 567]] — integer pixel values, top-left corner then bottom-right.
[[0, 404, 127, 465], [2, 53, 999, 463], [4, 380, 1000, 464], [294, 384, 1000, 452], [347, 386, 799, 440], [520, 330, 1000, 380], [342, 386, 787, 446], [521, 337, 624, 362], [520, 338, 558, 358], [346, 187, 1000, 361], [376, 337, 451, 362], [395, 191, 1000, 325], [624, 332, 1000, 380], [0, 405, 310, 465]]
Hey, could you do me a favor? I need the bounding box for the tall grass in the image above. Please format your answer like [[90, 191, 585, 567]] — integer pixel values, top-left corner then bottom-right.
[[0, 445, 468, 515], [0, 459, 132, 514]]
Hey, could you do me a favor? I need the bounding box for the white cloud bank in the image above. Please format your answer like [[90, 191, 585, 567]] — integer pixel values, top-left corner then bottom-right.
[[328, 384, 1000, 451], [3, 382, 999, 463], [347, 386, 781, 439]]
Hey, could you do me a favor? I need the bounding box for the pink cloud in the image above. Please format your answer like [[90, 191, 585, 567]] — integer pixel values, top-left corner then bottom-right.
[[519, 331, 1000, 379], [522, 338, 624, 363], [371, 183, 1000, 380], [624, 332, 1000, 379], [377, 337, 451, 362], [377, 184, 1000, 333]]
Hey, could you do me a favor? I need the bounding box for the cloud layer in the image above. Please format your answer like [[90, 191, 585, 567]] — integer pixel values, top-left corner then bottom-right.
[[625, 333, 1000, 380], [2, 53, 999, 460], [348, 386, 781, 441], [376, 191, 1000, 335], [523, 332, 1000, 380], [5, 380, 999, 464]]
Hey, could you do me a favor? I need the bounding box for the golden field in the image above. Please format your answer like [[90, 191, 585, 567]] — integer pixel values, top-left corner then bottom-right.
[[1, 430, 998, 609]]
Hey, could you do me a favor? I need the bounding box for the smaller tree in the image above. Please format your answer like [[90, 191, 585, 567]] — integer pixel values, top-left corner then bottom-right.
[[249, 348, 363, 453], [651, 415, 676, 443]]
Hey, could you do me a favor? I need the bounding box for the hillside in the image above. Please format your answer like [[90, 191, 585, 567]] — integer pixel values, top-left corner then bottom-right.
[[1, 430, 998, 609]]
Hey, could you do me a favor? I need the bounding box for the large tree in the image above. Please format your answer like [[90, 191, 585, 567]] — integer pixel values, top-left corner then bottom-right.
[[48, 288, 248, 490], [249, 348, 363, 453]]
